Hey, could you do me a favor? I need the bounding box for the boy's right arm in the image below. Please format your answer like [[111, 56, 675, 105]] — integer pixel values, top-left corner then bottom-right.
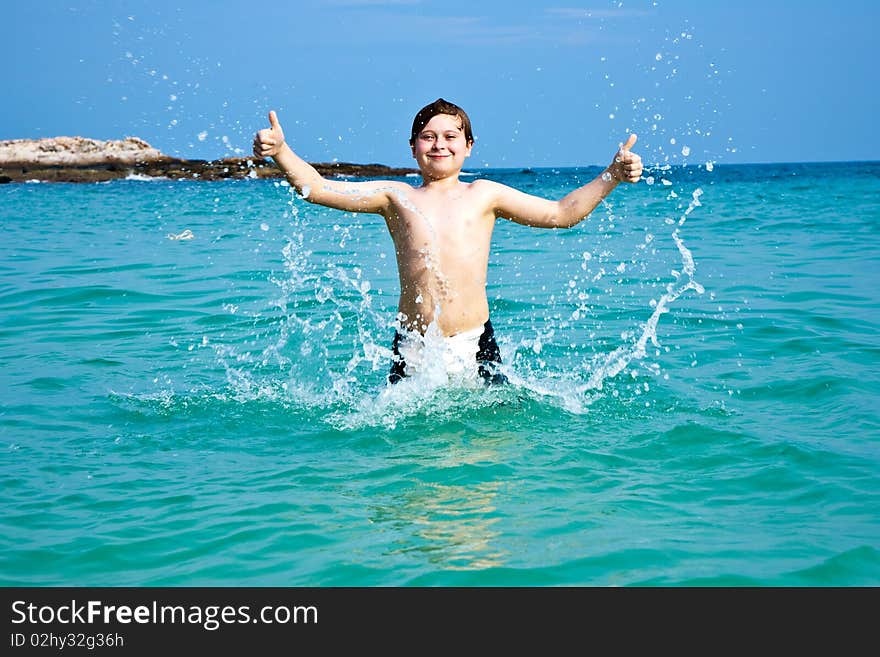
[[253, 110, 396, 215]]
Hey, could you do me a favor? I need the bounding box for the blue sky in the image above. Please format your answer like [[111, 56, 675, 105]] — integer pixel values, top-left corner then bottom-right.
[[5, 0, 877, 168]]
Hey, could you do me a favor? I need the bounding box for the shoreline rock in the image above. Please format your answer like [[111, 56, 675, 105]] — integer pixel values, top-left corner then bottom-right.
[[0, 137, 418, 183]]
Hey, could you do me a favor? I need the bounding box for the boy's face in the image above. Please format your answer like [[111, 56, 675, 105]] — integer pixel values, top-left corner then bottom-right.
[[411, 113, 472, 178]]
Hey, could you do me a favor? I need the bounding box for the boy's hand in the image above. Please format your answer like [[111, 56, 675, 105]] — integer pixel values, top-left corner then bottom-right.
[[253, 110, 286, 159], [607, 134, 643, 183]]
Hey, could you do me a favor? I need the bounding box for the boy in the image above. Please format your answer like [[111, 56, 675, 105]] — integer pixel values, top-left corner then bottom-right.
[[253, 98, 643, 385]]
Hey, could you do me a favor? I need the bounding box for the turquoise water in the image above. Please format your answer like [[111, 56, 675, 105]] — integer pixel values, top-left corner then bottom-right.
[[2, 162, 879, 586]]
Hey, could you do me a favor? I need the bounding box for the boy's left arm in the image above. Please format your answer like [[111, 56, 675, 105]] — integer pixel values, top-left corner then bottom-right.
[[493, 134, 643, 229]]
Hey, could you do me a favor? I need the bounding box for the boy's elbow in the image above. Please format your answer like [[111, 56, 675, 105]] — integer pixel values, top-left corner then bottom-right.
[[552, 206, 580, 229], [296, 178, 328, 204], [555, 201, 591, 229], [302, 190, 339, 210]]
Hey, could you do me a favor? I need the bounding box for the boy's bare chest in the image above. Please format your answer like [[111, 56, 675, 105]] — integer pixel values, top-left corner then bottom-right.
[[391, 186, 491, 237]]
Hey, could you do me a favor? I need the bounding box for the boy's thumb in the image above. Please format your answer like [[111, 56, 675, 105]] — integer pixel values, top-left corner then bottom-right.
[[268, 110, 281, 130], [620, 133, 637, 152]]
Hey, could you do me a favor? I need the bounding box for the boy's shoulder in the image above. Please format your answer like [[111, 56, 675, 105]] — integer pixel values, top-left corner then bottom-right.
[[466, 177, 502, 191], [467, 176, 512, 197]]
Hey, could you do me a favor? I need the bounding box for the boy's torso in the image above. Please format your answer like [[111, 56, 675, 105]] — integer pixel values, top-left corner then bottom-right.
[[384, 180, 496, 336]]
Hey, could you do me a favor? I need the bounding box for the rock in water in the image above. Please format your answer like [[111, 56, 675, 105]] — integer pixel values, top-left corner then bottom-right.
[[0, 136, 164, 167], [0, 136, 418, 183]]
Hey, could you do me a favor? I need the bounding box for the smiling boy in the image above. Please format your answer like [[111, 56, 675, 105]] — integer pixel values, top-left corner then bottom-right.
[[253, 98, 643, 385]]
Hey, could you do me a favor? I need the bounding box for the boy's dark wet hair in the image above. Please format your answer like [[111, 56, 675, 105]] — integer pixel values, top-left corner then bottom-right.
[[409, 98, 474, 146]]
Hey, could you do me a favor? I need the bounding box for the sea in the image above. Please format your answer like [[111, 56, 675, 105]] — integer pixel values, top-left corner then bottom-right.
[[1, 161, 878, 586]]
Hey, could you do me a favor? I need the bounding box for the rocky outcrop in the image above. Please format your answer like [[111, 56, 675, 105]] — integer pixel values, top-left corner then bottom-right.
[[0, 136, 164, 167], [0, 137, 418, 183]]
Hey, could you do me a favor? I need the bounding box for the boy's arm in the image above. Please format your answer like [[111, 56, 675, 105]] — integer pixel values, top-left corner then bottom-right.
[[253, 110, 397, 215], [491, 134, 643, 229]]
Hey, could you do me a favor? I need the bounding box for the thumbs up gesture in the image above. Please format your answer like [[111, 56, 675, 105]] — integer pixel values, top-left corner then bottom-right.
[[253, 110, 286, 159], [607, 133, 643, 183]]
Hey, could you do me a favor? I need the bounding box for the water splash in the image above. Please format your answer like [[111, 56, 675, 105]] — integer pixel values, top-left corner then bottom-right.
[[578, 227, 704, 395], [166, 166, 709, 431]]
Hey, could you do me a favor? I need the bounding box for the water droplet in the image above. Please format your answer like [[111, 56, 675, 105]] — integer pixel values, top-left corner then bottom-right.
[[681, 146, 691, 156]]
